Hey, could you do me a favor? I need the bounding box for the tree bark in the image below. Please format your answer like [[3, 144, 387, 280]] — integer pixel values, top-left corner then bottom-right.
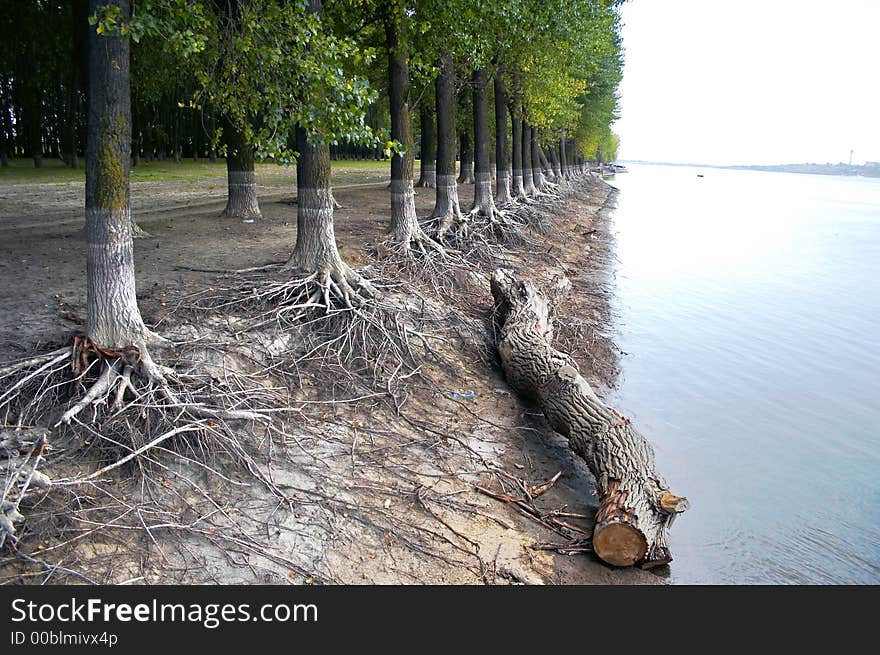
[[548, 141, 561, 179], [510, 105, 526, 200], [538, 142, 553, 181], [521, 117, 537, 196], [530, 126, 545, 191], [85, 0, 156, 349], [431, 54, 463, 240], [490, 269, 688, 568], [384, 2, 434, 251], [416, 101, 436, 188], [559, 136, 569, 180], [469, 67, 497, 220], [287, 126, 370, 305], [221, 117, 261, 219], [289, 129, 337, 271]]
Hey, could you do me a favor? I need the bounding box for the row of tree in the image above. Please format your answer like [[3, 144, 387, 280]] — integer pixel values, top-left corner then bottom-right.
[[4, 0, 624, 349], [0, 1, 622, 181]]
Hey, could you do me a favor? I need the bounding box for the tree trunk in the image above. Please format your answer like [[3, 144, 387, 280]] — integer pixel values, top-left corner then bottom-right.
[[560, 137, 569, 180], [530, 126, 545, 191], [221, 117, 261, 219], [490, 269, 688, 568], [548, 142, 561, 179], [287, 125, 369, 303], [469, 67, 497, 220], [85, 0, 156, 349], [457, 129, 474, 184], [289, 130, 337, 270], [510, 105, 526, 200], [416, 101, 436, 188], [521, 118, 537, 196], [538, 142, 553, 181], [384, 2, 431, 250], [431, 53, 463, 239]]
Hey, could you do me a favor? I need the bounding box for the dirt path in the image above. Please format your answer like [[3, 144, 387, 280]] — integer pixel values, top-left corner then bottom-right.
[[0, 170, 663, 585]]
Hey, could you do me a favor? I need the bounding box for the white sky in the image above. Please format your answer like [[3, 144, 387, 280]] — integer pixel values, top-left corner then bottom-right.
[[614, 0, 880, 165]]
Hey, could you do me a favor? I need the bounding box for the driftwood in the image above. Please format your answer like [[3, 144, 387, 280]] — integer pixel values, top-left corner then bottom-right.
[[490, 269, 687, 567]]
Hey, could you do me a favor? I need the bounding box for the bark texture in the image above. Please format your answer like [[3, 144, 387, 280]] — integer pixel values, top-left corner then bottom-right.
[[530, 126, 546, 191], [287, 124, 371, 305], [490, 269, 688, 568], [416, 102, 436, 188], [493, 73, 512, 205], [538, 142, 553, 181], [384, 3, 436, 253], [221, 117, 261, 219], [560, 137, 570, 180], [85, 0, 156, 349], [510, 107, 526, 200], [521, 118, 537, 196], [469, 68, 497, 220], [548, 143, 561, 179], [432, 54, 463, 240]]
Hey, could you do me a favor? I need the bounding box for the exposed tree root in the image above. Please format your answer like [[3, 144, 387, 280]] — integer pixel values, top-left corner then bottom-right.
[[190, 264, 439, 392], [0, 335, 272, 467], [433, 210, 469, 244], [389, 222, 449, 262], [0, 325, 299, 575]]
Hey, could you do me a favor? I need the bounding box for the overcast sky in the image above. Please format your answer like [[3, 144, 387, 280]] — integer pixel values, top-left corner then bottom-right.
[[614, 0, 880, 166]]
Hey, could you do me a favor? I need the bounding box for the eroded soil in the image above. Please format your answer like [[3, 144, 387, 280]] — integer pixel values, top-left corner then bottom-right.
[[0, 162, 662, 585]]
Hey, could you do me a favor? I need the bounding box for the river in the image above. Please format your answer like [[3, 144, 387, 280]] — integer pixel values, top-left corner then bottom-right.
[[606, 163, 880, 584]]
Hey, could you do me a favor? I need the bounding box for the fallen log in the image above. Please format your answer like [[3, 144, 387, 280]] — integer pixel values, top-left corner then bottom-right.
[[490, 269, 687, 567]]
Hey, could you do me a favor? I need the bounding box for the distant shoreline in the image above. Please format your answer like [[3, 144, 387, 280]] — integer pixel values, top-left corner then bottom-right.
[[620, 160, 880, 178]]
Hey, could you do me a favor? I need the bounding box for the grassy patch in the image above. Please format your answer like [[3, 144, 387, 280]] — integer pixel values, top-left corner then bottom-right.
[[0, 157, 391, 186]]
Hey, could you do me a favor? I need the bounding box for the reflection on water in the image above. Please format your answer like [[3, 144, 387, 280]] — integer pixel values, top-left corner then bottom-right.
[[607, 164, 880, 584]]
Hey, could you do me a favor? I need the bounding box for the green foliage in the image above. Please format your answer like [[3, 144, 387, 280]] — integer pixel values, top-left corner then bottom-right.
[[117, 1, 383, 163], [7, 0, 625, 169], [204, 1, 380, 162], [409, 0, 624, 157]]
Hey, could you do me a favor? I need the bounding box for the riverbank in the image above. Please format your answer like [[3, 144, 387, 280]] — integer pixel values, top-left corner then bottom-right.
[[607, 163, 880, 583], [0, 164, 662, 584]]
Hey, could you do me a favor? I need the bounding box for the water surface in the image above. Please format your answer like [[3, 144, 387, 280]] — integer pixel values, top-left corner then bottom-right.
[[607, 164, 880, 584]]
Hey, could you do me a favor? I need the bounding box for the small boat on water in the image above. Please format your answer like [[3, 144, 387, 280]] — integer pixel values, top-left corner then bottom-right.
[[610, 163, 628, 173]]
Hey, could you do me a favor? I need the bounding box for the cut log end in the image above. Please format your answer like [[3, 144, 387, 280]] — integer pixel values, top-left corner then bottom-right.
[[593, 479, 648, 567], [593, 520, 647, 567]]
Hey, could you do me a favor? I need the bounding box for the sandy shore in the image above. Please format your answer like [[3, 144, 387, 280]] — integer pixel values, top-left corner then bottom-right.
[[0, 165, 662, 584]]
